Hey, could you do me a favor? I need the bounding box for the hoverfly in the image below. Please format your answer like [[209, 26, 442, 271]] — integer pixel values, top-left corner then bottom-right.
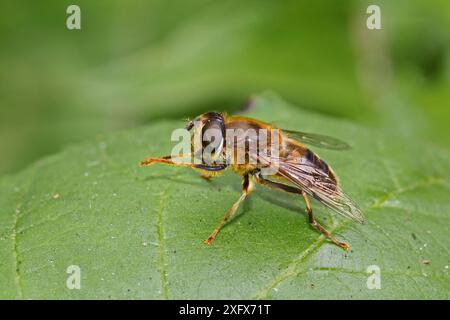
[[140, 112, 364, 250]]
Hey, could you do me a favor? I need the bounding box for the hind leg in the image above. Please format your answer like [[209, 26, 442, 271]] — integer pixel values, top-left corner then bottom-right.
[[301, 191, 349, 251], [255, 172, 349, 251]]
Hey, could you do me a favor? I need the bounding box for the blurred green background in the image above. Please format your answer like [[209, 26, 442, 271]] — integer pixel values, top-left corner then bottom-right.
[[0, 0, 449, 176]]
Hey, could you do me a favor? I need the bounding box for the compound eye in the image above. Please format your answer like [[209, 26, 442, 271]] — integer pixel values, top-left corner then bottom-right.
[[202, 120, 224, 156]]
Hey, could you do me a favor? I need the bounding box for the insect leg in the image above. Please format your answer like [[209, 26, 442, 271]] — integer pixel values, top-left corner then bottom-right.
[[255, 173, 349, 251], [200, 172, 214, 181], [204, 174, 253, 245], [254, 174, 301, 194], [301, 191, 349, 251], [140, 155, 227, 171], [140, 154, 189, 166]]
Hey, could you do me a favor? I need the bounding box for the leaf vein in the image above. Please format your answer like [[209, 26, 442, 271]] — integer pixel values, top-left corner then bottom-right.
[[156, 188, 170, 299], [12, 206, 24, 299], [252, 176, 447, 299]]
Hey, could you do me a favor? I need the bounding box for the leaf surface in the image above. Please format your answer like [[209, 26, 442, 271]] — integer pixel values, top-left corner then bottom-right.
[[0, 93, 449, 299]]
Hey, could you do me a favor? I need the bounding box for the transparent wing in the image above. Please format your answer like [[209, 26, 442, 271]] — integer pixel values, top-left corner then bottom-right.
[[283, 129, 351, 150], [258, 155, 364, 223]]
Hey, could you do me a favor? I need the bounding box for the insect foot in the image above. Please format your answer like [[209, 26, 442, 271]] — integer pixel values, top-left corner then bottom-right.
[[203, 236, 215, 246], [140, 158, 156, 166]]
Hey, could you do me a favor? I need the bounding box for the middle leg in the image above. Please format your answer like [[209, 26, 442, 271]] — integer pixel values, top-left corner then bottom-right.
[[204, 174, 253, 245]]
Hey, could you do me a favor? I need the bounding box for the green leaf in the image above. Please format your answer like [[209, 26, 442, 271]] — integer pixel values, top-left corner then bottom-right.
[[0, 93, 449, 299]]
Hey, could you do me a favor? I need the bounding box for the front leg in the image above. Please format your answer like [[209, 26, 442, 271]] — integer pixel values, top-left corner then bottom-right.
[[140, 154, 227, 171]]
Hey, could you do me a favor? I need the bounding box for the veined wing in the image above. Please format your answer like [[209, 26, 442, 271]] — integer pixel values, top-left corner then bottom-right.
[[258, 154, 364, 223], [283, 129, 351, 150]]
